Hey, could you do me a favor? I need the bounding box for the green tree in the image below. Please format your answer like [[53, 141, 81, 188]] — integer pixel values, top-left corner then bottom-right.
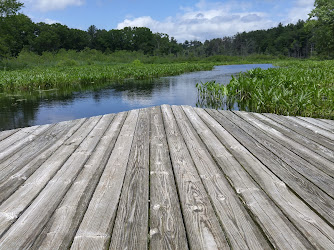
[[0, 0, 23, 17], [308, 0, 334, 57], [0, 1, 35, 58]]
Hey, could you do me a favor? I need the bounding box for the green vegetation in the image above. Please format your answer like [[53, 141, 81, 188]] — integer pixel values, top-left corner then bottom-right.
[[0, 0, 333, 120], [1, 0, 334, 61], [197, 60, 334, 119], [0, 61, 214, 92]]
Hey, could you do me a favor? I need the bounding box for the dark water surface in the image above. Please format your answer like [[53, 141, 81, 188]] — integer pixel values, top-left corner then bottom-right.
[[0, 64, 273, 130]]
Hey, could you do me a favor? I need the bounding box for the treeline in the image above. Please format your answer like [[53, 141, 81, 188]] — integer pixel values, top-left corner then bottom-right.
[[0, 0, 333, 60], [184, 21, 313, 58]]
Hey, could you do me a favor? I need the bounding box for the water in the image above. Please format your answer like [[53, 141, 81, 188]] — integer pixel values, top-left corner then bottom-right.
[[0, 64, 273, 130]]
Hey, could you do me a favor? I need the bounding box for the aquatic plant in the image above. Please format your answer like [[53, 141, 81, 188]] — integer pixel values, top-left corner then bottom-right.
[[0, 63, 214, 92], [197, 60, 334, 119]]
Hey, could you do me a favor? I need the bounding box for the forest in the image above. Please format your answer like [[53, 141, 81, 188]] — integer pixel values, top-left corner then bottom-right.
[[0, 0, 333, 61]]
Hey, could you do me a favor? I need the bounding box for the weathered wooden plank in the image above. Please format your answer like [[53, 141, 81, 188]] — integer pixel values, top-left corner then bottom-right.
[[264, 113, 334, 151], [0, 126, 38, 152], [0, 124, 52, 163], [0, 118, 86, 205], [298, 116, 334, 132], [0, 120, 79, 184], [0, 115, 107, 248], [235, 111, 334, 179], [0, 128, 20, 142], [70, 109, 139, 250], [110, 108, 150, 250], [222, 111, 334, 197], [173, 106, 271, 249], [286, 116, 334, 141], [192, 107, 334, 249], [320, 118, 334, 126], [149, 106, 188, 250], [31, 112, 126, 249], [161, 105, 230, 250], [186, 106, 312, 249], [207, 109, 334, 227], [249, 112, 334, 163]]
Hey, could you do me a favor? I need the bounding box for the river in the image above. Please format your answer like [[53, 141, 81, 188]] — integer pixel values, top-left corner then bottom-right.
[[0, 64, 273, 130]]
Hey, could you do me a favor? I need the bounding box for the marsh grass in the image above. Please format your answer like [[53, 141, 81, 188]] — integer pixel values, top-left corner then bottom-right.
[[197, 60, 334, 119], [0, 62, 214, 92]]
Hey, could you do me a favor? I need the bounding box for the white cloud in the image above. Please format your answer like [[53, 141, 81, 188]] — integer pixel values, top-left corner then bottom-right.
[[286, 0, 314, 23], [24, 0, 85, 12], [117, 1, 276, 42]]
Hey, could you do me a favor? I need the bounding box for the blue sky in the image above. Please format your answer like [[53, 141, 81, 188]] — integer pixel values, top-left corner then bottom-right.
[[21, 0, 315, 42]]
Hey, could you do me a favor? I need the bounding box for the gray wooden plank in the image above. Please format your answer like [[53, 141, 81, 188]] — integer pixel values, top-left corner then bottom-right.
[[264, 113, 334, 151], [235, 111, 334, 179], [0, 115, 107, 248], [250, 112, 334, 163], [0, 126, 38, 152], [298, 116, 334, 132], [31, 112, 126, 249], [286, 116, 334, 141], [149, 106, 188, 250], [0, 118, 86, 205], [0, 124, 52, 163], [191, 107, 334, 249], [172, 106, 271, 250], [185, 107, 312, 249], [161, 105, 230, 250], [70, 109, 139, 250], [223, 111, 334, 198], [0, 120, 79, 184], [207, 109, 334, 228], [0, 128, 20, 142], [109, 108, 150, 250], [320, 118, 334, 126]]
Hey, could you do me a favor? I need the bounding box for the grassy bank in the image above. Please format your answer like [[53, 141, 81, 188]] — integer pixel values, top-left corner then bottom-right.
[[0, 62, 215, 92], [197, 60, 334, 119], [0, 49, 283, 93]]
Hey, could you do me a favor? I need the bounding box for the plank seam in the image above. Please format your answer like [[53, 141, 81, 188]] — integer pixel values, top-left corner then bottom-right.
[[160, 105, 192, 250], [0, 117, 101, 241], [212, 110, 334, 229]]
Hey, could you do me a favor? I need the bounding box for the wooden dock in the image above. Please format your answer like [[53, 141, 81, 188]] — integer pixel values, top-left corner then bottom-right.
[[0, 105, 333, 249]]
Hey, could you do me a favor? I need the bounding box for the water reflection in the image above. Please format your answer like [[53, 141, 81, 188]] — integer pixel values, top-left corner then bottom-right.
[[0, 64, 273, 130]]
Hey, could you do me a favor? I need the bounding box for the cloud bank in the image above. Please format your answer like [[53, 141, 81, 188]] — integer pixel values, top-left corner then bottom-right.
[[117, 0, 313, 42]]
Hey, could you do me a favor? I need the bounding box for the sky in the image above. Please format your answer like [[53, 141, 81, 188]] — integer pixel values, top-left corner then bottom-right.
[[21, 0, 315, 42]]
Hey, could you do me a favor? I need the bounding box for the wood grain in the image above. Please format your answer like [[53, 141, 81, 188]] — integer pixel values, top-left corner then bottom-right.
[[0, 115, 108, 249], [223, 111, 334, 198], [235, 111, 334, 179], [173, 105, 270, 250], [149, 106, 188, 250], [249, 112, 334, 163], [194, 107, 334, 249], [0, 106, 333, 249], [109, 108, 150, 250], [298, 116, 334, 132], [264, 113, 334, 151], [161, 105, 229, 250], [31, 112, 127, 249], [70, 110, 139, 250], [0, 128, 20, 142], [207, 109, 334, 227], [0, 118, 86, 205], [0, 124, 52, 164]]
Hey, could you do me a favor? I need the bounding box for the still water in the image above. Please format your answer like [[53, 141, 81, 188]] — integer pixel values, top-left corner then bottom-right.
[[0, 64, 273, 130]]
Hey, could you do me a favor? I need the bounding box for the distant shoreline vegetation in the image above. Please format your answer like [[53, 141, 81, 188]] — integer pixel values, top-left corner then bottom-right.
[[1, 0, 333, 62], [0, 49, 282, 93]]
